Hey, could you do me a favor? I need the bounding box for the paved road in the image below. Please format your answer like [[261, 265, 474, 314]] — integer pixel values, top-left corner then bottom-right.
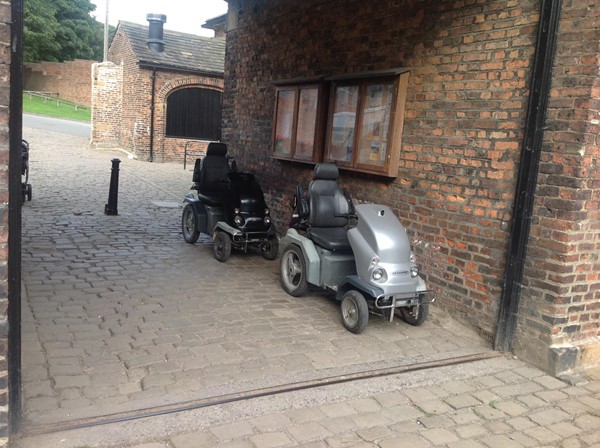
[[23, 113, 91, 138], [15, 127, 600, 448]]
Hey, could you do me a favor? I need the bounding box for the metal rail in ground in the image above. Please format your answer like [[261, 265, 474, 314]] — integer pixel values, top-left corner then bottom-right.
[[19, 351, 505, 437]]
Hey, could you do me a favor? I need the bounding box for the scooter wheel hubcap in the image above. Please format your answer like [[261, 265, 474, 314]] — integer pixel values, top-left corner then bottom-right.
[[342, 301, 357, 325]]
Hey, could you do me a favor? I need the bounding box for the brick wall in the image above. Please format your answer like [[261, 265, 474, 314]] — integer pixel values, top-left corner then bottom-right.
[[154, 75, 224, 163], [514, 2, 600, 372], [98, 28, 224, 161], [0, 0, 10, 444], [224, 0, 539, 339], [24, 59, 94, 106], [223, 0, 600, 373], [106, 28, 146, 156]]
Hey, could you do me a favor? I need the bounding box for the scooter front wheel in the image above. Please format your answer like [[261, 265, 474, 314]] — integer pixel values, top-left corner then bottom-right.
[[213, 231, 232, 262], [398, 301, 429, 326], [341, 290, 369, 334], [280, 244, 308, 296], [182, 204, 200, 244]]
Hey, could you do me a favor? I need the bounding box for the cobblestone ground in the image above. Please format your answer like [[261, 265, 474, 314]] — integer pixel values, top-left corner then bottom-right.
[[17, 128, 600, 448]]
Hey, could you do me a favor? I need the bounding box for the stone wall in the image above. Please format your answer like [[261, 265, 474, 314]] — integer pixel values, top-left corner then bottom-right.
[[91, 62, 123, 146], [222, 0, 600, 373], [24, 59, 94, 106]]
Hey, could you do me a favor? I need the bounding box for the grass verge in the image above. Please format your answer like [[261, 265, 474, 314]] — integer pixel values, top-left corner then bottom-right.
[[23, 93, 91, 122]]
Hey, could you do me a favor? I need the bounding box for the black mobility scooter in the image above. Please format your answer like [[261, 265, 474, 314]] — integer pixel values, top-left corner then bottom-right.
[[21, 139, 32, 205], [181, 143, 278, 262]]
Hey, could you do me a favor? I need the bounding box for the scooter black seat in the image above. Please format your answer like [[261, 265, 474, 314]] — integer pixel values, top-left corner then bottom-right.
[[309, 227, 350, 251], [196, 143, 230, 205], [306, 163, 352, 251]]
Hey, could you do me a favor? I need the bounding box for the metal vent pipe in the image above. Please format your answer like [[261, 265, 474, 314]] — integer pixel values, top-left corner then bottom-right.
[[146, 13, 167, 52]]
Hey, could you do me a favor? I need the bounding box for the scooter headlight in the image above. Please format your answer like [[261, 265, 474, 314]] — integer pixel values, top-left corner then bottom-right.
[[233, 209, 244, 227], [263, 208, 271, 225], [411, 267, 419, 278], [372, 267, 386, 282]]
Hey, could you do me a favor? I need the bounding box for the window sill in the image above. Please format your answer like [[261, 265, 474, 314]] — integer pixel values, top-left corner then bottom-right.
[[273, 155, 398, 178]]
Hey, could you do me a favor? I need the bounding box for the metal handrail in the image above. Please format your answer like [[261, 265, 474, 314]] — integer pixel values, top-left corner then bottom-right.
[[183, 140, 206, 170]]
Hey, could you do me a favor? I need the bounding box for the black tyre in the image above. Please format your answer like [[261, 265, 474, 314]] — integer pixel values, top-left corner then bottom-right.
[[26, 184, 32, 201], [213, 231, 232, 262], [341, 290, 369, 334], [398, 301, 429, 326], [181, 204, 200, 244], [280, 244, 308, 296], [261, 235, 279, 260]]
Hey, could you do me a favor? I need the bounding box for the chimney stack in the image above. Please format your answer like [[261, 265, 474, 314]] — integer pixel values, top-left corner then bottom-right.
[[146, 13, 167, 53]]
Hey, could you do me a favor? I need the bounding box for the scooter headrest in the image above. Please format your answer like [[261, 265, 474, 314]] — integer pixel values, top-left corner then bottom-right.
[[313, 163, 339, 181], [206, 142, 228, 157]]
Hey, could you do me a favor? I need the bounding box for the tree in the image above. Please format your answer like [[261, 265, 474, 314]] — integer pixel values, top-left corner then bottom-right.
[[24, 0, 106, 62], [23, 0, 61, 62]]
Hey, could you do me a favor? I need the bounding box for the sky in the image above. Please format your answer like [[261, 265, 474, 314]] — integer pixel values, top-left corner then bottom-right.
[[90, 0, 229, 37]]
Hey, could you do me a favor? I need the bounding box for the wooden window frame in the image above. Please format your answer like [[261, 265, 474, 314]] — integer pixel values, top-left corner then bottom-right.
[[271, 69, 409, 177], [271, 81, 327, 163]]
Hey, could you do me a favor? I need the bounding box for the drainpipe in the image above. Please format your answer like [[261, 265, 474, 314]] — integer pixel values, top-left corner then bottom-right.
[[146, 14, 166, 162], [494, 0, 563, 352], [150, 67, 156, 162]]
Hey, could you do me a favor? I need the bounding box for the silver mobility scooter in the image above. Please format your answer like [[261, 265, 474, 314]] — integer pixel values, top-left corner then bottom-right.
[[182, 143, 278, 262], [280, 163, 433, 333]]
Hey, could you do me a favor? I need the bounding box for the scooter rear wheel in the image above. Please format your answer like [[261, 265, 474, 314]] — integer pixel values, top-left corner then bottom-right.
[[213, 231, 232, 262], [182, 204, 200, 244], [341, 290, 369, 334], [261, 235, 279, 260], [280, 244, 308, 296]]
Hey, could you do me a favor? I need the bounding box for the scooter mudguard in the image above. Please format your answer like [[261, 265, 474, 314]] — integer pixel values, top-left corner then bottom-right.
[[281, 229, 321, 285], [183, 193, 208, 234], [336, 275, 384, 302]]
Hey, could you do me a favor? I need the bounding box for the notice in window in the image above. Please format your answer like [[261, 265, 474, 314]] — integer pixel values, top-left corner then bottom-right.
[[328, 85, 359, 163], [295, 88, 318, 159], [358, 83, 393, 166], [274, 90, 296, 157]]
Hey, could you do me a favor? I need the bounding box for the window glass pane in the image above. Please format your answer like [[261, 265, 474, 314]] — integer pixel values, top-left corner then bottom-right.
[[274, 90, 296, 156], [327, 85, 358, 163], [357, 83, 393, 167], [295, 88, 318, 159]]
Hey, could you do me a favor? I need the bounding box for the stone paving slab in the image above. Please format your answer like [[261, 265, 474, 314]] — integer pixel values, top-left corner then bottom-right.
[[16, 128, 600, 447], [14, 357, 600, 448], [20, 128, 491, 427]]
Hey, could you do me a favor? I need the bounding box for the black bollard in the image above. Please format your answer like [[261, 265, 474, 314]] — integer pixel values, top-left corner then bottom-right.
[[104, 158, 121, 215]]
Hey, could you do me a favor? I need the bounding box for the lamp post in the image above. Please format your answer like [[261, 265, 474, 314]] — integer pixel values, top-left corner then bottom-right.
[[103, 0, 109, 61]]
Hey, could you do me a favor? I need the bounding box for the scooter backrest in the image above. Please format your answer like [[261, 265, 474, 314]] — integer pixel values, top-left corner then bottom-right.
[[308, 163, 351, 228], [198, 143, 230, 195], [206, 142, 227, 157]]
